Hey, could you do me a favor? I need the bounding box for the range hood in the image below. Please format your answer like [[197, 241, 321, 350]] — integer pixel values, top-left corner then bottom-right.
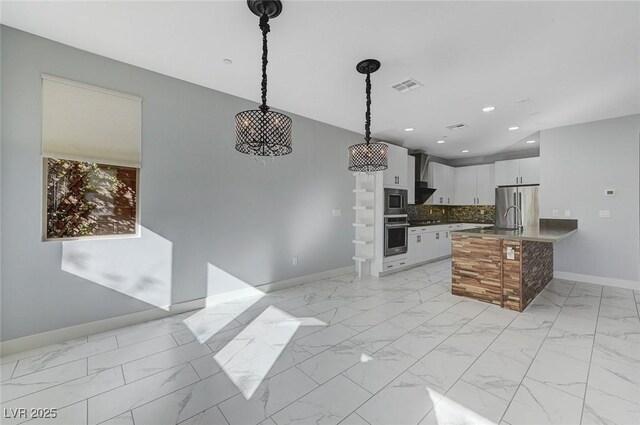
[[411, 152, 437, 204]]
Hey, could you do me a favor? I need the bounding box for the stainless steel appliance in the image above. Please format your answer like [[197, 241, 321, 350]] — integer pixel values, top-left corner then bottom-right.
[[495, 186, 539, 230], [384, 188, 408, 215], [384, 215, 409, 256]]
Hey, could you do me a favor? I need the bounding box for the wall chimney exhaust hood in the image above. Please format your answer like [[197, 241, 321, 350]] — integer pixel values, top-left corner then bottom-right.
[[411, 152, 437, 204]]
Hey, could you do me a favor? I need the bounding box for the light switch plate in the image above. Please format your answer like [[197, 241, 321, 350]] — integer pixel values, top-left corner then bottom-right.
[[552, 210, 559, 217], [332, 209, 342, 217], [564, 210, 571, 217], [599, 210, 611, 218], [506, 247, 515, 260]]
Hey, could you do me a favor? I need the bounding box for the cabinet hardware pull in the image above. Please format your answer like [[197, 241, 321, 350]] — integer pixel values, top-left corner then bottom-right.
[[400, 262, 406, 265]]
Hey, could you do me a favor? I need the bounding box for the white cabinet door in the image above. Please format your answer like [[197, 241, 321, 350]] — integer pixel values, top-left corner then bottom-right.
[[495, 159, 520, 186], [445, 165, 455, 204], [454, 166, 477, 205], [423, 231, 438, 260], [407, 155, 415, 204], [427, 162, 455, 204], [476, 164, 495, 205], [383, 144, 408, 188], [519, 157, 540, 185]]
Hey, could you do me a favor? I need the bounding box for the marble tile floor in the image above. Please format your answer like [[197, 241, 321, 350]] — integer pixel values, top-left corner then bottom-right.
[[2, 259, 639, 425]]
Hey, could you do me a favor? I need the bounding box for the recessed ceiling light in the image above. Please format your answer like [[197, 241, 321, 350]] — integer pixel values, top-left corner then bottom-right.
[[461, 149, 470, 153], [223, 58, 233, 65], [437, 140, 445, 144], [525, 140, 537, 144], [482, 106, 496, 112], [508, 126, 520, 131], [404, 128, 414, 132]]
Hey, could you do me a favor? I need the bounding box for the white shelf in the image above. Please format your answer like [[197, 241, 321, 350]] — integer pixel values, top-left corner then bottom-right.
[[352, 256, 372, 262], [352, 222, 373, 228], [352, 239, 373, 245], [352, 189, 373, 194], [352, 206, 372, 211]]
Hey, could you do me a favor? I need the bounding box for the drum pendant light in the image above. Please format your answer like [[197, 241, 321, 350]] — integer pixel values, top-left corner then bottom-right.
[[348, 59, 388, 172], [235, 0, 292, 157]]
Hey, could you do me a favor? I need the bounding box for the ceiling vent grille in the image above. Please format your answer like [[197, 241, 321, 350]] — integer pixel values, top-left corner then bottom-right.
[[391, 78, 423, 93], [446, 123, 468, 130]]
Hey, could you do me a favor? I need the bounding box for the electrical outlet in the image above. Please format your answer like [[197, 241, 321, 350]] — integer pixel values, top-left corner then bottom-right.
[[599, 210, 611, 218], [552, 210, 559, 217], [480, 210, 485, 215], [292, 256, 298, 266], [332, 209, 342, 217], [430, 209, 433, 214], [506, 247, 515, 260], [564, 210, 571, 217]]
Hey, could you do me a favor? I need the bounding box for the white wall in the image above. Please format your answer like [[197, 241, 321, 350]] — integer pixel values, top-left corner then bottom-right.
[[540, 114, 640, 286], [1, 27, 358, 341]]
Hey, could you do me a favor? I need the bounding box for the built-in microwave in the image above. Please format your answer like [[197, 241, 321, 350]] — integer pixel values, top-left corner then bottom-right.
[[384, 188, 408, 215]]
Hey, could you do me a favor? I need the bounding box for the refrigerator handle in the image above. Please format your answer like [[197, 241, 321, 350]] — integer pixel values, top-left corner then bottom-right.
[[513, 192, 517, 206]]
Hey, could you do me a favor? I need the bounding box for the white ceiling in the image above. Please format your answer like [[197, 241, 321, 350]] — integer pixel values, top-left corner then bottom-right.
[[2, 1, 639, 159]]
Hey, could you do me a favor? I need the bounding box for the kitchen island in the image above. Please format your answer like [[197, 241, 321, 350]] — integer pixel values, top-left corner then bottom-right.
[[451, 219, 577, 312]]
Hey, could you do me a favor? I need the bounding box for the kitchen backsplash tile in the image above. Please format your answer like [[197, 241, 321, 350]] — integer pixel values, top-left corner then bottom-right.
[[407, 204, 495, 224]]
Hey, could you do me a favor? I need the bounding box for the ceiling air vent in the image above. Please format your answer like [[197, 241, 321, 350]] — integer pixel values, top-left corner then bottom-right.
[[391, 78, 423, 93], [446, 123, 468, 130]]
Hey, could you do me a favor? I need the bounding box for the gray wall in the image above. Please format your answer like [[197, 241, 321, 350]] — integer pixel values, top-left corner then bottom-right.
[[540, 114, 640, 283], [1, 26, 358, 341]]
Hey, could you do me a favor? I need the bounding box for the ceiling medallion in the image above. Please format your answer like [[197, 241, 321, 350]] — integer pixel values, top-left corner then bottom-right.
[[235, 0, 292, 158], [348, 59, 388, 172]]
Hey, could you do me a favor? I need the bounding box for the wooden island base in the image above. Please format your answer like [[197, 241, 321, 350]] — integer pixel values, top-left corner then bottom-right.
[[451, 234, 553, 312]]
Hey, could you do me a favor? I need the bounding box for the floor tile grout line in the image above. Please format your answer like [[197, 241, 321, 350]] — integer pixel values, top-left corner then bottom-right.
[[331, 298, 494, 425], [6, 336, 118, 380], [578, 284, 603, 425], [498, 280, 577, 424]]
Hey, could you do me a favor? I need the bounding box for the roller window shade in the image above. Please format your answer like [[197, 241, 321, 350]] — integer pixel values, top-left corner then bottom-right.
[[42, 75, 142, 167]]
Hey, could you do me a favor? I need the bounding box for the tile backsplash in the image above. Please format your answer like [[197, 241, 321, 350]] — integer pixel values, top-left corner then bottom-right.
[[407, 204, 495, 224]]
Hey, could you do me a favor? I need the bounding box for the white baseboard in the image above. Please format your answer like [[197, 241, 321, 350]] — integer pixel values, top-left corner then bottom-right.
[[554, 271, 640, 291], [256, 265, 353, 292], [0, 265, 354, 357]]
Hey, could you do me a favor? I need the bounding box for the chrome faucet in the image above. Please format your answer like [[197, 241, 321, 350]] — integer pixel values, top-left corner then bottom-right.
[[504, 205, 523, 232]]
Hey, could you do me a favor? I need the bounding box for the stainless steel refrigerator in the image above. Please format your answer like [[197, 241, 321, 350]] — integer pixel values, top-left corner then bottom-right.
[[495, 186, 540, 229]]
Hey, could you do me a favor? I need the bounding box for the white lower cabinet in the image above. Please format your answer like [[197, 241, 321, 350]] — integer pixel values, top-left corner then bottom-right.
[[382, 256, 409, 272]]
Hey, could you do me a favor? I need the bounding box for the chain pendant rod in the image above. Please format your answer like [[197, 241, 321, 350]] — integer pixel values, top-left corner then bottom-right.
[[259, 13, 270, 113], [364, 72, 371, 144]]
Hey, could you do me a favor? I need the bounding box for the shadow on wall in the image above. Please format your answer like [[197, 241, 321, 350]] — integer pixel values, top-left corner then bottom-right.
[[61, 226, 173, 309]]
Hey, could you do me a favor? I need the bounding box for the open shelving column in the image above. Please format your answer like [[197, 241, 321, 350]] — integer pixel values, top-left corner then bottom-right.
[[352, 173, 376, 277]]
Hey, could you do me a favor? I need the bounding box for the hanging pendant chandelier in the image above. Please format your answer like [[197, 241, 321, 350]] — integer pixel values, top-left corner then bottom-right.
[[235, 0, 292, 157], [348, 59, 388, 172]]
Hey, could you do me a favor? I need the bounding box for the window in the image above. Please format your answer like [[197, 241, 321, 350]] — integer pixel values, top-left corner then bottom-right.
[[41, 75, 141, 240], [45, 158, 137, 239]]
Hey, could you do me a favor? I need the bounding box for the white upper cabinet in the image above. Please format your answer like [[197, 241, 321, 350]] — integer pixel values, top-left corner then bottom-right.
[[407, 155, 415, 204], [454, 166, 477, 205], [475, 164, 495, 204], [426, 162, 455, 205], [495, 157, 539, 186], [383, 144, 408, 188], [518, 157, 540, 185], [454, 164, 495, 205]]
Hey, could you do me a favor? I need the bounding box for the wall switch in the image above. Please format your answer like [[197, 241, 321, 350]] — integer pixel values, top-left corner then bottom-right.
[[599, 210, 611, 218], [292, 256, 298, 266], [429, 209, 433, 214], [564, 210, 571, 217], [332, 209, 342, 217], [506, 247, 515, 260], [552, 210, 559, 217]]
